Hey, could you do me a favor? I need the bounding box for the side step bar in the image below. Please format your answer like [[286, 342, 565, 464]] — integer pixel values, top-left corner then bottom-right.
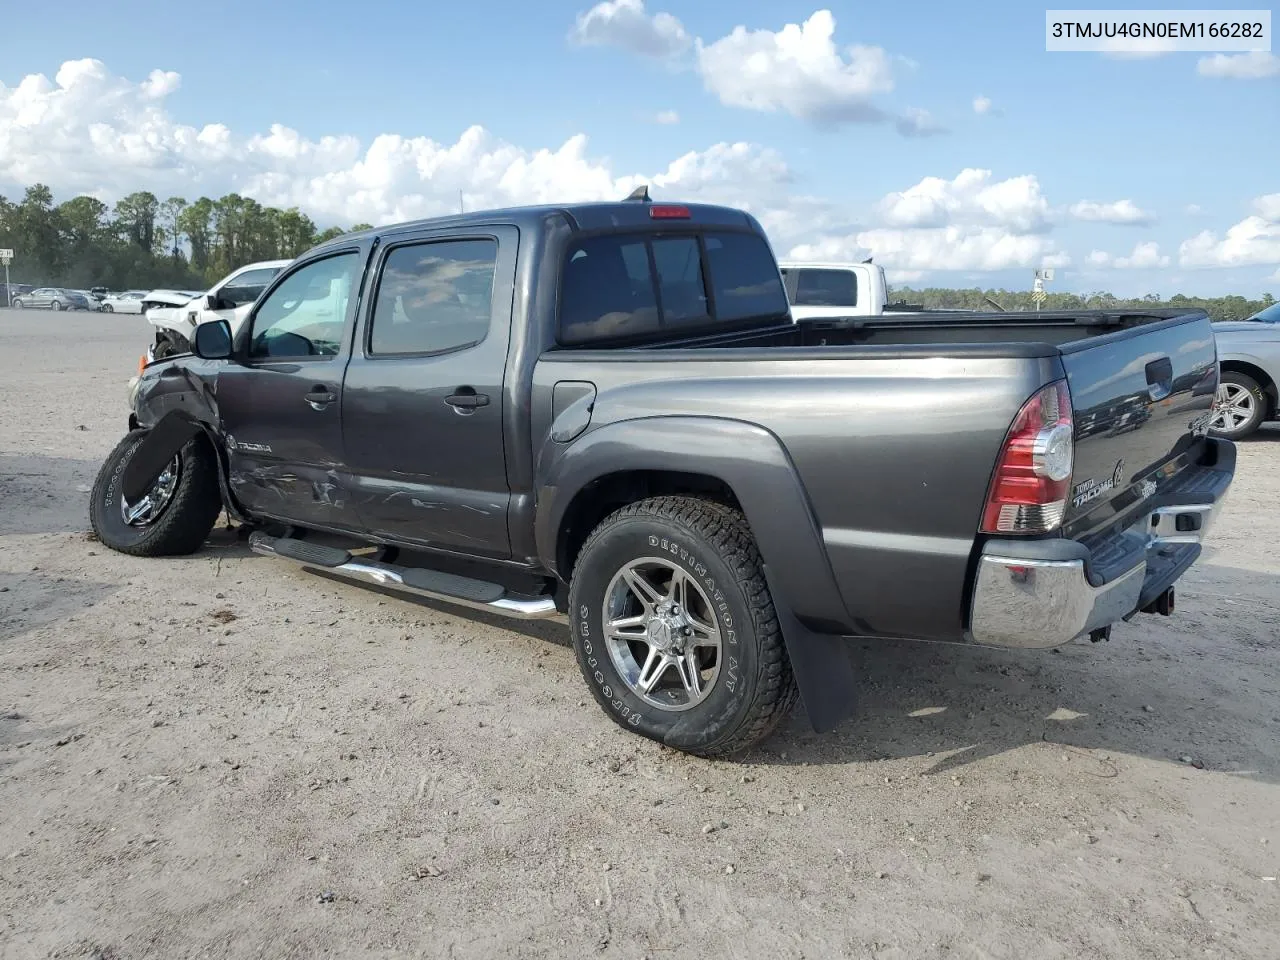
[[248, 531, 562, 621]]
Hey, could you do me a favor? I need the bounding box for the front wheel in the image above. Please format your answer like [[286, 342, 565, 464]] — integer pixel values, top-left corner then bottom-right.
[[568, 496, 798, 757], [89, 429, 223, 556], [1210, 371, 1267, 440], [11, 299, 23, 309], [103, 303, 114, 313], [51, 300, 63, 311]]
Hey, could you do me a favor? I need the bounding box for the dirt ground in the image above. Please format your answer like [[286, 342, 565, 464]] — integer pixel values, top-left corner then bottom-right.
[[1, 308, 1277, 960]]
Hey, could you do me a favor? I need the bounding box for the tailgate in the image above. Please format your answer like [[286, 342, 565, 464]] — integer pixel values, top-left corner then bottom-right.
[[1060, 314, 1218, 537]]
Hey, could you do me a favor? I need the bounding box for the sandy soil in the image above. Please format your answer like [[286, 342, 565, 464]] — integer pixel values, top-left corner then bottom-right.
[[1, 309, 1278, 960]]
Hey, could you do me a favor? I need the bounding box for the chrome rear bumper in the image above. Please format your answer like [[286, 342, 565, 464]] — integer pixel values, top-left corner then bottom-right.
[[969, 443, 1233, 649]]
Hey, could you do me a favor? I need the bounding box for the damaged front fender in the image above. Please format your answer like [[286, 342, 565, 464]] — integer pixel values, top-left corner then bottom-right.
[[120, 412, 206, 502]]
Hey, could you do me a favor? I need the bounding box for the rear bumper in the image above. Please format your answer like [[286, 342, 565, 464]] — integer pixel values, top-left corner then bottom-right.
[[968, 438, 1234, 649]]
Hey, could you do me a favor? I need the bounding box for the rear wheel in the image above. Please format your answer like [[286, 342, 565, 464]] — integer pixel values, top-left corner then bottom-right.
[[568, 496, 797, 757], [1210, 371, 1267, 440], [51, 300, 63, 311], [89, 429, 223, 556]]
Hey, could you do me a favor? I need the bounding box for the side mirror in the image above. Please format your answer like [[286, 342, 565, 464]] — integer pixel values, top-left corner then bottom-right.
[[193, 318, 234, 360]]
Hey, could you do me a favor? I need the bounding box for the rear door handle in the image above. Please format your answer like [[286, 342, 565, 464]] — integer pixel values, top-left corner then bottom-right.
[[446, 389, 490, 410], [305, 385, 337, 411]]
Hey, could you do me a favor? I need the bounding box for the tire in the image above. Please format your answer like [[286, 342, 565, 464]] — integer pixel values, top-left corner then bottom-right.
[[89, 429, 223, 557], [103, 303, 114, 313], [153, 333, 188, 359], [1210, 371, 1267, 440], [51, 300, 63, 311], [11, 299, 22, 309], [568, 496, 798, 757]]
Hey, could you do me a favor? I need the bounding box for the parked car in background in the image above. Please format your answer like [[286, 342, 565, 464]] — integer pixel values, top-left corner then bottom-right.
[[143, 259, 291, 358], [1, 282, 34, 306], [10, 287, 93, 311], [89, 286, 109, 302], [101, 290, 149, 314], [1210, 301, 1280, 439], [74, 290, 104, 311]]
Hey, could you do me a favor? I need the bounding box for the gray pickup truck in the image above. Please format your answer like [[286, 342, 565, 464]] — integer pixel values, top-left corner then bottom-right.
[[91, 195, 1235, 757]]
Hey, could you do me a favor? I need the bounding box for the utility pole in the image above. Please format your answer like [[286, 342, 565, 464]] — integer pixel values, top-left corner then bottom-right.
[[1033, 267, 1054, 312], [0, 249, 12, 308]]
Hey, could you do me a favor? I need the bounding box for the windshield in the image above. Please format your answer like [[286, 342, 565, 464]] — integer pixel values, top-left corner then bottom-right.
[[1246, 302, 1280, 323]]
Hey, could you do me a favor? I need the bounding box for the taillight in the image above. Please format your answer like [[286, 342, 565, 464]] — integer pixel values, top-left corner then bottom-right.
[[981, 380, 1074, 534]]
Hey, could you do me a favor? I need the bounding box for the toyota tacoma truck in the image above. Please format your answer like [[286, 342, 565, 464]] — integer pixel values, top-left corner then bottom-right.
[[90, 194, 1235, 757]]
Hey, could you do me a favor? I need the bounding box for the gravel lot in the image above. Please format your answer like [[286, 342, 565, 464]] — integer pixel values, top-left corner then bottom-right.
[[2, 308, 1278, 960]]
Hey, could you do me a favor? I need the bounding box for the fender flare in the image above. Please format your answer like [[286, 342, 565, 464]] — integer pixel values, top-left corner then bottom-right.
[[536, 416, 857, 733], [120, 411, 246, 523]]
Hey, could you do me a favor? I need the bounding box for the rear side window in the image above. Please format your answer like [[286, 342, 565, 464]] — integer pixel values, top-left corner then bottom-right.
[[369, 238, 497, 356], [791, 268, 857, 307], [558, 229, 785, 346]]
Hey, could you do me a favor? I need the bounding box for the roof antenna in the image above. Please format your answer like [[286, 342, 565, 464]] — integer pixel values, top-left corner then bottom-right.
[[861, 256, 873, 263], [625, 185, 651, 203]]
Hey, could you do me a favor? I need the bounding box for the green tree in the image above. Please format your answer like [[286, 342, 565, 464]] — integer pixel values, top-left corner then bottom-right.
[[178, 198, 215, 273], [115, 191, 161, 253], [159, 197, 188, 260]]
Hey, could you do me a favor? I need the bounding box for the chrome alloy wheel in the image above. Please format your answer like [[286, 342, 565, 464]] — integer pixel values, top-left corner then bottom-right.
[[120, 455, 181, 526], [602, 558, 722, 712], [1211, 382, 1255, 433]]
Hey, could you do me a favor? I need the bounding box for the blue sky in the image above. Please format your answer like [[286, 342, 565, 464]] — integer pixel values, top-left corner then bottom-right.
[[2, 0, 1277, 295]]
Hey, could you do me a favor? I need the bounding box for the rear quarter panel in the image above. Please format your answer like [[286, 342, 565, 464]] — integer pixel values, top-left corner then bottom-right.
[[533, 349, 1062, 641]]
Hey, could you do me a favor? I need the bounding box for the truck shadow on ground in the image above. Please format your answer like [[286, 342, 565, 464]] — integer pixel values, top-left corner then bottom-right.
[[749, 564, 1280, 784]]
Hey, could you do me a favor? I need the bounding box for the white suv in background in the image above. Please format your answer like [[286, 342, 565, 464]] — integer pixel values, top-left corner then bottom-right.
[[145, 259, 292, 358]]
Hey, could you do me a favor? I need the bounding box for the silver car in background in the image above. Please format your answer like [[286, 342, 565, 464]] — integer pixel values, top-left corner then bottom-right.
[[1211, 302, 1280, 439]]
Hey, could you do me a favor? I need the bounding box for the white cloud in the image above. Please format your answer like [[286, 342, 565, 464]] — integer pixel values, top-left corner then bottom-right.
[[1179, 194, 1280, 269], [1116, 241, 1170, 269], [791, 226, 1056, 272], [569, 0, 690, 59], [791, 169, 1064, 272], [1254, 194, 1280, 221], [0, 59, 797, 232], [972, 95, 993, 115], [895, 107, 947, 138], [1185, 203, 1203, 216], [1069, 199, 1155, 226], [1088, 242, 1171, 269], [1097, 36, 1179, 59], [875, 169, 1051, 233], [1197, 52, 1280, 80], [653, 109, 680, 124], [694, 10, 894, 125], [885, 269, 924, 284]]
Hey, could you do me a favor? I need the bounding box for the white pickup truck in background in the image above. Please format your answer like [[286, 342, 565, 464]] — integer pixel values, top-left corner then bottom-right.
[[779, 260, 890, 320]]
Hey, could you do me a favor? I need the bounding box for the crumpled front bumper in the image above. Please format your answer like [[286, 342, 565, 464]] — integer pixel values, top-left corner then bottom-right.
[[969, 438, 1234, 649]]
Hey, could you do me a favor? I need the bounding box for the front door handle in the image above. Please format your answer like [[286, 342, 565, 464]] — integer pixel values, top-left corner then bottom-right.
[[305, 385, 337, 411], [446, 389, 490, 410]]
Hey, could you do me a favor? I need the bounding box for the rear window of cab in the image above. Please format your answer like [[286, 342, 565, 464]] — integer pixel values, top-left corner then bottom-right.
[[558, 229, 788, 346]]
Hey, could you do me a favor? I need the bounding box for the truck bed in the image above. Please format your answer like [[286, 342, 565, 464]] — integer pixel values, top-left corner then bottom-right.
[[536, 307, 1219, 642]]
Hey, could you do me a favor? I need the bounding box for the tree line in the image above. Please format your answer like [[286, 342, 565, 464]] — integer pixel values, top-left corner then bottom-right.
[[0, 184, 371, 290], [1, 181, 1274, 319], [891, 286, 1274, 322]]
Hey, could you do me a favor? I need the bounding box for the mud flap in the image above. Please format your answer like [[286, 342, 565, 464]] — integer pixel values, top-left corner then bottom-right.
[[121, 413, 203, 502], [762, 564, 857, 734]]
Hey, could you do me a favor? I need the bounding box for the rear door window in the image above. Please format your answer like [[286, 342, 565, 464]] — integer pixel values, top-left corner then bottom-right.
[[702, 232, 787, 321], [560, 235, 660, 344]]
